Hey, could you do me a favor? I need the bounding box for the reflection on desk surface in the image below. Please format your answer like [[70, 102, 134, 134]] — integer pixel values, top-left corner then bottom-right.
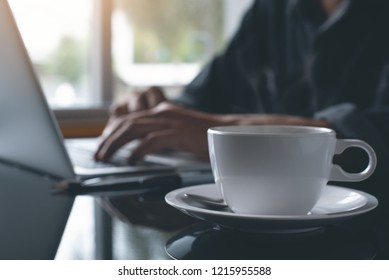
[[0, 161, 74, 260], [166, 223, 378, 260], [57, 190, 198, 260], [1, 161, 389, 260], [103, 190, 199, 260], [59, 190, 389, 260]]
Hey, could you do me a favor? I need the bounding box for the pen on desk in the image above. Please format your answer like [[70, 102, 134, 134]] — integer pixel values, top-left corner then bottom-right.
[[53, 173, 182, 195]]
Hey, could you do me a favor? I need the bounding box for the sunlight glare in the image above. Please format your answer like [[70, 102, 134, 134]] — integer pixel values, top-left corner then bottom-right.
[[8, 0, 92, 61]]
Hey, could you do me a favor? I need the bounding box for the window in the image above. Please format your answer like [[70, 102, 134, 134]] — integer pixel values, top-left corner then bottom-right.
[[9, 0, 253, 110], [9, 0, 95, 108], [112, 0, 224, 99]]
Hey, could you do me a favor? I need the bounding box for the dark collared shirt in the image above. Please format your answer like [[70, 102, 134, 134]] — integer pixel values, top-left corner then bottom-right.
[[176, 0, 389, 238]]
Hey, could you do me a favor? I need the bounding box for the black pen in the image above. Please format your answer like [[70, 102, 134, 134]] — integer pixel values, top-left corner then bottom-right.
[[53, 173, 182, 196]]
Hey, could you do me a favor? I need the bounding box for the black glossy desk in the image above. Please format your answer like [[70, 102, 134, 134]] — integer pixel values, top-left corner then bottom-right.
[[1, 161, 388, 259], [0, 161, 74, 259], [104, 189, 389, 260]]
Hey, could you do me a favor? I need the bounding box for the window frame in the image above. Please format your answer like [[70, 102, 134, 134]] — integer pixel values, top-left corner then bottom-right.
[[54, 0, 112, 138], [54, 0, 254, 138]]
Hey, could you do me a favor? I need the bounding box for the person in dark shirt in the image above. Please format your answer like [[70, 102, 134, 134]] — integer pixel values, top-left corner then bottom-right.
[[96, 0, 389, 192], [96, 0, 389, 165], [97, 0, 389, 256]]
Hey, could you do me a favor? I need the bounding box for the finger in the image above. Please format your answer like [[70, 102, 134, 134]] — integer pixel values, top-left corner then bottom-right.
[[96, 120, 173, 161], [95, 125, 133, 161], [109, 90, 149, 116], [95, 110, 165, 160], [110, 102, 129, 117], [150, 101, 201, 120], [129, 91, 149, 112], [94, 117, 127, 160], [101, 116, 126, 137], [96, 109, 158, 158], [128, 129, 176, 164], [95, 115, 130, 152], [144, 86, 166, 108], [109, 87, 165, 118]]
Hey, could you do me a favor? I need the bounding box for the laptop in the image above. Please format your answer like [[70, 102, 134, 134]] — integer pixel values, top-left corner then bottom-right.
[[0, 0, 211, 184], [0, 0, 211, 259]]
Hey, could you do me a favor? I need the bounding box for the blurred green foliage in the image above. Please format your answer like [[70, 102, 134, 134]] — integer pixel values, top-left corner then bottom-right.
[[43, 35, 85, 84], [41, 0, 224, 85], [116, 0, 224, 63]]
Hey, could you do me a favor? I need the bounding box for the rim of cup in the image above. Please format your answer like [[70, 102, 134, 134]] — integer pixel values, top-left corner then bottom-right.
[[208, 125, 335, 136]]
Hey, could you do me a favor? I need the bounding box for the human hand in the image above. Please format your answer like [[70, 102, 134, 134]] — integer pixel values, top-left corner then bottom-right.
[[95, 102, 234, 163], [110, 86, 166, 117], [101, 86, 167, 142], [95, 102, 330, 163]]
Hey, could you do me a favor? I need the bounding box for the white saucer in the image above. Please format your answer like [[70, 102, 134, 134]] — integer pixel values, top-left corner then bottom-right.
[[165, 184, 378, 231]]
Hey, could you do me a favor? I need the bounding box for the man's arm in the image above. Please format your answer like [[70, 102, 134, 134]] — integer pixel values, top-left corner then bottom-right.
[[95, 101, 329, 163]]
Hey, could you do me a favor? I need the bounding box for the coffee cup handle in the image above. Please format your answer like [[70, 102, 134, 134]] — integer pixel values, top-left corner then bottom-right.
[[330, 139, 377, 182]]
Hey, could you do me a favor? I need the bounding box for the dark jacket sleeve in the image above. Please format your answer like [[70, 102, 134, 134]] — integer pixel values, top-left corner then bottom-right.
[[173, 0, 268, 114]]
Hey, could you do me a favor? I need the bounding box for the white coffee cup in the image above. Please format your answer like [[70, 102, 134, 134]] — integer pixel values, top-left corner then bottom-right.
[[207, 125, 377, 215]]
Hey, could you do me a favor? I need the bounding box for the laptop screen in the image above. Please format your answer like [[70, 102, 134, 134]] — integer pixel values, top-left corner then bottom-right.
[[0, 0, 75, 179]]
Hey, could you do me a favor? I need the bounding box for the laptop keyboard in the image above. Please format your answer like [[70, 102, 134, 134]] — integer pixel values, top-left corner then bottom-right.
[[65, 139, 155, 169], [65, 138, 211, 171]]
